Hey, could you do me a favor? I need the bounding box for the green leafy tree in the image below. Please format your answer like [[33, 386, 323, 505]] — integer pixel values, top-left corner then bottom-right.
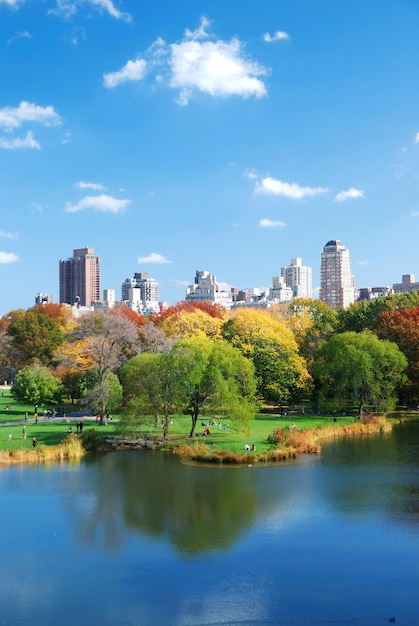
[[313, 331, 407, 416], [173, 336, 258, 438], [12, 362, 64, 406], [120, 336, 258, 439], [337, 292, 419, 334], [120, 351, 185, 439]]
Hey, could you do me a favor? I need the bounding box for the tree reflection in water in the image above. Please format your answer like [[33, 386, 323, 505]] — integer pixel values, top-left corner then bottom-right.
[[70, 450, 261, 554]]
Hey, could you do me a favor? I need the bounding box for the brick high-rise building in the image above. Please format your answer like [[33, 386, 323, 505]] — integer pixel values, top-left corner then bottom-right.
[[59, 247, 100, 307], [319, 239, 355, 310]]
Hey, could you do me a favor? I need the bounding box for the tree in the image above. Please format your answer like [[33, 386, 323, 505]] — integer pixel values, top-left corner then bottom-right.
[[159, 308, 223, 339], [377, 307, 419, 404], [313, 331, 407, 416], [120, 336, 258, 439], [120, 351, 185, 439], [222, 308, 311, 406], [173, 336, 258, 438], [7, 307, 65, 366], [337, 292, 419, 334], [66, 310, 139, 423], [83, 372, 123, 419], [12, 362, 64, 406], [281, 298, 338, 369]]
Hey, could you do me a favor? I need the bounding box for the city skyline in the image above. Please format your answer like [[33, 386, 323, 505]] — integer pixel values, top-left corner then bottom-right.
[[1, 1, 419, 317]]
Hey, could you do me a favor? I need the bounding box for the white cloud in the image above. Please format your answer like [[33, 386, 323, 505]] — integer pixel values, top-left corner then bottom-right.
[[0, 251, 20, 263], [263, 31, 289, 43], [259, 218, 286, 228], [167, 16, 268, 105], [74, 181, 105, 190], [65, 194, 131, 213], [255, 176, 329, 199], [185, 15, 211, 40], [90, 0, 131, 21], [7, 30, 32, 44], [50, 0, 131, 21], [0, 0, 24, 5], [357, 260, 369, 266], [137, 253, 172, 264], [415, 132, 419, 144], [103, 16, 269, 105], [411, 210, 419, 218], [0, 230, 17, 239], [334, 187, 365, 202], [244, 168, 258, 180], [0, 131, 40, 149], [0, 101, 61, 130], [170, 36, 268, 105], [103, 58, 147, 88]]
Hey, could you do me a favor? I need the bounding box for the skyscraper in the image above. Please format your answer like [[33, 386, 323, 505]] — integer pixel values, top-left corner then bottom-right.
[[59, 247, 100, 307], [319, 239, 355, 310], [281, 257, 312, 299]]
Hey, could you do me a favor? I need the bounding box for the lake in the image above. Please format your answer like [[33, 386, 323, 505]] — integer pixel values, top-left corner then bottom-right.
[[0, 421, 418, 626]]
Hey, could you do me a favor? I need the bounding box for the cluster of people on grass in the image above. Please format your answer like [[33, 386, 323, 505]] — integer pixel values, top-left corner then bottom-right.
[[244, 444, 256, 451], [67, 420, 84, 434]]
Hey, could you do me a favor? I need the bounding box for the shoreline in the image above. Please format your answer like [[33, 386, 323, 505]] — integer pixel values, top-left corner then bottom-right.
[[0, 414, 410, 468]]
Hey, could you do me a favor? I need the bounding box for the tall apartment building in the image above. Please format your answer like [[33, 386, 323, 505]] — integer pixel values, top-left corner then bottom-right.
[[185, 270, 233, 309], [319, 239, 355, 310], [121, 272, 160, 314], [59, 247, 100, 307], [281, 257, 312, 298]]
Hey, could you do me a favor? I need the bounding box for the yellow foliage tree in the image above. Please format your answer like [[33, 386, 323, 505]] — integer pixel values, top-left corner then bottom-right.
[[160, 308, 223, 339], [222, 308, 311, 406]]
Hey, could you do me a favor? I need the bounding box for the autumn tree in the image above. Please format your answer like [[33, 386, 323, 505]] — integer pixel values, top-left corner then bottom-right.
[[337, 292, 419, 334], [222, 308, 311, 407], [138, 321, 174, 353], [65, 310, 139, 423], [281, 298, 338, 369], [313, 331, 407, 416], [159, 308, 223, 340], [377, 307, 419, 404], [6, 307, 65, 366]]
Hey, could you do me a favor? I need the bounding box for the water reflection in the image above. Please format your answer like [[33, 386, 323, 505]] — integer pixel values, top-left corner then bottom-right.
[[73, 451, 263, 554]]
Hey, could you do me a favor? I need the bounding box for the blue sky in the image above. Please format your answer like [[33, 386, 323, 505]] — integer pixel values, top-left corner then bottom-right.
[[1, 0, 419, 316]]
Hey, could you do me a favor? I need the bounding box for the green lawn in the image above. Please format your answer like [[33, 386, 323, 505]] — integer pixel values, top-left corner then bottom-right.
[[0, 386, 358, 454]]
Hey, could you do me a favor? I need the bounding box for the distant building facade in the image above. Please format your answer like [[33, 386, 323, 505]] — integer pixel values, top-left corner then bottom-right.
[[319, 239, 355, 310], [392, 274, 419, 294], [185, 270, 232, 309], [281, 257, 312, 299], [59, 247, 100, 307], [357, 286, 393, 301], [121, 272, 160, 314], [35, 293, 53, 305], [268, 276, 293, 303]]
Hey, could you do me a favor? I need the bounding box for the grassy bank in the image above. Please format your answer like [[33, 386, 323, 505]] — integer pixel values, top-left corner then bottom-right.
[[0, 386, 400, 467]]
